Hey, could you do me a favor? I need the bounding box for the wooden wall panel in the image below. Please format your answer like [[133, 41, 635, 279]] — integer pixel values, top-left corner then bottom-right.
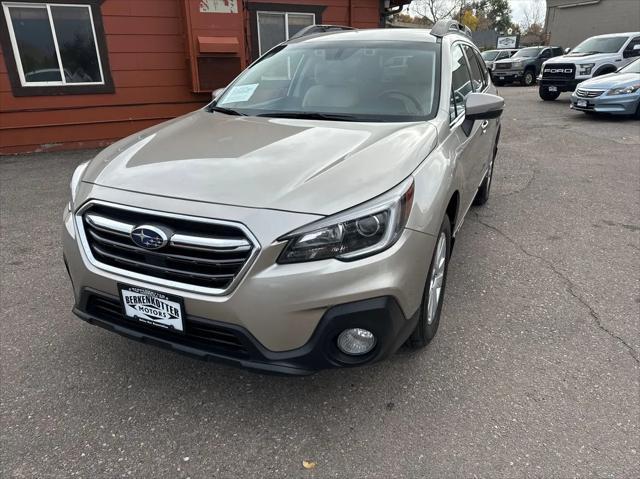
[[1, 0, 208, 154], [1, 0, 383, 154]]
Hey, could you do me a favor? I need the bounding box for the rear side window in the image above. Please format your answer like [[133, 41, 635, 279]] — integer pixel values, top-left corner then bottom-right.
[[462, 44, 485, 92], [450, 44, 473, 122]]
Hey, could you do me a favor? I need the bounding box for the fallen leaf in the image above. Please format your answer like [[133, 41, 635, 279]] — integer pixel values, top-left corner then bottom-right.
[[302, 460, 316, 469]]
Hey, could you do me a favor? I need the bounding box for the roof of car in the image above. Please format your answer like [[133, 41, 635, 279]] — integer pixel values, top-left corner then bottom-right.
[[286, 27, 462, 45], [588, 32, 640, 38]]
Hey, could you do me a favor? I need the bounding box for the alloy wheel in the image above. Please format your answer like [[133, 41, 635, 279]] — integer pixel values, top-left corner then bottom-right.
[[427, 232, 447, 325]]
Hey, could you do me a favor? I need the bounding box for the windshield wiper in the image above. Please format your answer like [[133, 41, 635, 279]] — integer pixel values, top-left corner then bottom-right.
[[256, 111, 359, 121], [207, 105, 246, 116]]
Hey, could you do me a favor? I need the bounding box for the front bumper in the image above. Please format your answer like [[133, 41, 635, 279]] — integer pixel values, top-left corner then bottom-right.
[[539, 78, 580, 92], [492, 70, 524, 81], [570, 92, 640, 115], [63, 187, 435, 371], [74, 289, 418, 375]]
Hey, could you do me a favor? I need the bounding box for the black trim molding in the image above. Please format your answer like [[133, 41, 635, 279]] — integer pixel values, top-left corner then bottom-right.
[[246, 2, 326, 61], [0, 0, 114, 97]]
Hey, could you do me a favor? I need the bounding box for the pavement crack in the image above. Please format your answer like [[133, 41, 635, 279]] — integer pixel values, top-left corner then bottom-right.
[[472, 212, 639, 365]]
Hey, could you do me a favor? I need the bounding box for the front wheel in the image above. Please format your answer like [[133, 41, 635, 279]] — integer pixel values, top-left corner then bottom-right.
[[406, 216, 451, 349], [539, 85, 560, 101], [522, 70, 535, 86]]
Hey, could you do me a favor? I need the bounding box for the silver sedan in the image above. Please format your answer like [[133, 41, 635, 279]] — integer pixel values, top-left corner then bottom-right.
[[571, 58, 640, 117]]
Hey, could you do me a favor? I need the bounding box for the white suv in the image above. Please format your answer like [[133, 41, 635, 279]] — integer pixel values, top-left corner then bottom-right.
[[539, 32, 640, 100]]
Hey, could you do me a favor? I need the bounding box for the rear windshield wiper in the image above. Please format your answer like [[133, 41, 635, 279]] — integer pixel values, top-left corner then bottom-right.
[[207, 105, 246, 116], [255, 111, 359, 121]]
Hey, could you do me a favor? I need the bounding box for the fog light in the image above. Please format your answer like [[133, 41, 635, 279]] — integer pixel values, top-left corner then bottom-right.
[[337, 328, 376, 355]]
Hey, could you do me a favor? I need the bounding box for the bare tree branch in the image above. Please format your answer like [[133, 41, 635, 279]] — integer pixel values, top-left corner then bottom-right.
[[410, 0, 466, 24], [520, 0, 545, 31]]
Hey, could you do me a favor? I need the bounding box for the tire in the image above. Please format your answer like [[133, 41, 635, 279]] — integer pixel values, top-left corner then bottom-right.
[[406, 215, 452, 349], [539, 85, 560, 101], [635, 102, 640, 119], [473, 140, 497, 206], [493, 79, 505, 87], [521, 69, 535, 86]]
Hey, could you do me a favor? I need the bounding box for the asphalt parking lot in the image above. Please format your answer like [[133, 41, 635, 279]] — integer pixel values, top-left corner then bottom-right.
[[1, 86, 638, 478]]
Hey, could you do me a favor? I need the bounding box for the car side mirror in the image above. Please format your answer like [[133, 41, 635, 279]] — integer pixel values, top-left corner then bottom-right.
[[212, 88, 225, 101], [564, 47, 571, 54], [465, 92, 504, 121], [462, 93, 504, 136]]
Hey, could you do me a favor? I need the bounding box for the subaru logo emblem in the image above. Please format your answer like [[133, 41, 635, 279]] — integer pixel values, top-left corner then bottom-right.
[[130, 225, 168, 250]]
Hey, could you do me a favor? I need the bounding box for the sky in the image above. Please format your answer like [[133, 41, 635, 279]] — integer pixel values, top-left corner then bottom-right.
[[509, 0, 545, 25]]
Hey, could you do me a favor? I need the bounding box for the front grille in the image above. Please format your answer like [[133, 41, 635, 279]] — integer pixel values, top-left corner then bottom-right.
[[495, 63, 511, 70], [86, 293, 249, 356], [79, 202, 257, 293], [542, 63, 575, 79], [576, 88, 604, 98]]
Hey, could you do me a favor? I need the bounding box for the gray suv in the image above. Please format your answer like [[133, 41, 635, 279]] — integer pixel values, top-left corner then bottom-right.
[[63, 21, 504, 375], [493, 46, 564, 86]]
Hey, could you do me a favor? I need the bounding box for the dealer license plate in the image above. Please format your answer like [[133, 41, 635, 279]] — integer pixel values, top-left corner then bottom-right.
[[548, 86, 558, 92], [577, 99, 588, 108], [499, 76, 505, 80], [119, 284, 185, 332]]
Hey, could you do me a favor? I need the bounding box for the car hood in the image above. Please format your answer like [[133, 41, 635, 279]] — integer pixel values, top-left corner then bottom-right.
[[84, 110, 438, 216], [545, 53, 616, 64], [578, 72, 640, 89]]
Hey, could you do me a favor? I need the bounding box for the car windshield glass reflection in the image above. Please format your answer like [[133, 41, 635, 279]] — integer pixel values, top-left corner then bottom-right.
[[482, 51, 499, 61], [215, 41, 441, 122], [512, 47, 543, 58], [619, 58, 640, 74], [572, 36, 627, 54]]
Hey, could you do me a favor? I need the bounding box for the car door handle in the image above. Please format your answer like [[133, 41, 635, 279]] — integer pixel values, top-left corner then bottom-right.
[[480, 120, 489, 134]]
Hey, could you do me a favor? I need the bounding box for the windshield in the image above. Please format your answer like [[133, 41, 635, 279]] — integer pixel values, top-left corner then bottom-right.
[[513, 47, 543, 58], [214, 41, 440, 122], [482, 50, 499, 61], [572, 36, 627, 54], [619, 58, 640, 74]]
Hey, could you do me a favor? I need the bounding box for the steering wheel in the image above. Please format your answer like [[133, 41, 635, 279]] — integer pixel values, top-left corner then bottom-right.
[[376, 90, 423, 114]]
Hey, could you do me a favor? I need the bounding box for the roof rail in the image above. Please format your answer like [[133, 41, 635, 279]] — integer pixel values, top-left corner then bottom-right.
[[289, 24, 356, 40], [430, 19, 472, 39]]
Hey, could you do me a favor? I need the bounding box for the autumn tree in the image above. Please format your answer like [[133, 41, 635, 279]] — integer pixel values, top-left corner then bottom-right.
[[461, 9, 479, 31]]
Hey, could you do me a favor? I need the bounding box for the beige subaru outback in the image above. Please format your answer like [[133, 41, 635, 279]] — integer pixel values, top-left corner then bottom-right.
[[63, 21, 504, 375]]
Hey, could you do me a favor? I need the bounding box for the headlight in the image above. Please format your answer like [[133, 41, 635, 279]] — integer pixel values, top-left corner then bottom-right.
[[69, 161, 89, 210], [578, 63, 595, 75], [512, 60, 523, 67], [277, 178, 414, 263], [607, 84, 640, 96]]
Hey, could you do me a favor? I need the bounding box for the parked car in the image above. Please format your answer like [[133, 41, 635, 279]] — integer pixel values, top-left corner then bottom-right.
[[481, 48, 519, 71], [539, 32, 640, 101], [493, 46, 564, 86], [63, 21, 504, 375], [570, 58, 640, 117]]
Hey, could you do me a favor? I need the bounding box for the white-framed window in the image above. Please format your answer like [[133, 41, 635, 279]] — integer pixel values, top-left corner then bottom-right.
[[256, 11, 315, 56], [2, 1, 105, 87]]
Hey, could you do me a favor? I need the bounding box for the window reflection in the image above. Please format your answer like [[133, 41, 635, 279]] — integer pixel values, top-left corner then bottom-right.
[[5, 4, 103, 86]]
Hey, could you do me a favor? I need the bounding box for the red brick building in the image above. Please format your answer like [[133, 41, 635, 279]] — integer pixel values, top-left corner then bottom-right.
[[0, 0, 410, 154]]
